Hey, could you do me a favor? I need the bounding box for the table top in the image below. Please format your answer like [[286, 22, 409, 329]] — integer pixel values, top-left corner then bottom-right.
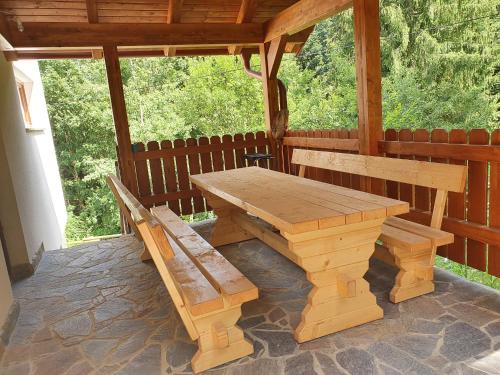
[[190, 167, 409, 234]]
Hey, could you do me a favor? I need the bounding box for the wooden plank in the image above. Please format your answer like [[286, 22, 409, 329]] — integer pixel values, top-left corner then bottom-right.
[[198, 136, 213, 211], [291, 149, 467, 193], [255, 131, 269, 169], [401, 210, 500, 248], [165, 236, 224, 316], [413, 130, 430, 212], [161, 140, 180, 215], [446, 129, 467, 264], [210, 136, 224, 172], [152, 206, 258, 305], [339, 129, 351, 188], [384, 129, 398, 200], [4, 22, 264, 48], [380, 224, 431, 252], [244, 132, 257, 166], [236, 0, 257, 23], [353, 0, 383, 195], [147, 141, 165, 205], [191, 167, 406, 234], [185, 138, 205, 214], [466, 129, 489, 271], [264, 0, 352, 42], [489, 130, 500, 277], [430, 129, 449, 257], [267, 34, 287, 79], [349, 129, 361, 190], [174, 139, 192, 216], [103, 45, 138, 197], [379, 140, 500, 163], [398, 129, 414, 207], [222, 134, 236, 170], [233, 133, 245, 168], [167, 0, 183, 23], [385, 217, 453, 247]]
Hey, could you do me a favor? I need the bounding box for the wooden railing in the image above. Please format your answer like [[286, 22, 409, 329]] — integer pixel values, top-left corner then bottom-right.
[[130, 131, 271, 215], [125, 127, 499, 277], [282, 128, 500, 277]]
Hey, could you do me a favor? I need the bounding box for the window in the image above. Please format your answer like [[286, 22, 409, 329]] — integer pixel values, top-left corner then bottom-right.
[[16, 81, 32, 126]]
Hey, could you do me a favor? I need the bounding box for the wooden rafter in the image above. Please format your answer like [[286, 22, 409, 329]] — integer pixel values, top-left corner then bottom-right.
[[85, 0, 98, 23], [236, 0, 258, 23], [229, 0, 258, 55], [265, 0, 352, 42], [1, 22, 264, 48], [168, 0, 184, 24]]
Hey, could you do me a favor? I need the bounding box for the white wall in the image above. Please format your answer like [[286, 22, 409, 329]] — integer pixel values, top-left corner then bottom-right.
[[0, 54, 67, 278]]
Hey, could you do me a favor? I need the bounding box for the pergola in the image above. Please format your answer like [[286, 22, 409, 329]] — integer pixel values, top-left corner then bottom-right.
[[0, 0, 382, 196]]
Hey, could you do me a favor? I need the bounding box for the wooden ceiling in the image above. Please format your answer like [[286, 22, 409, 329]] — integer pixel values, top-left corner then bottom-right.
[[0, 0, 352, 59]]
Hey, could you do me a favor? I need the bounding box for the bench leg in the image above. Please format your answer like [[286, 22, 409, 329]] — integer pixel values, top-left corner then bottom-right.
[[139, 242, 152, 261], [295, 260, 383, 343], [191, 306, 253, 373], [389, 246, 434, 303]]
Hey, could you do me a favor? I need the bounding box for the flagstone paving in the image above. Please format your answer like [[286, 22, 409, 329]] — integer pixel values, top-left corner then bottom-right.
[[0, 220, 499, 375]]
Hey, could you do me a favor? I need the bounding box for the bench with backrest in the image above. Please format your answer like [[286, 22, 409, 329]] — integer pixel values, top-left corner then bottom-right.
[[107, 175, 258, 373], [292, 149, 467, 303]]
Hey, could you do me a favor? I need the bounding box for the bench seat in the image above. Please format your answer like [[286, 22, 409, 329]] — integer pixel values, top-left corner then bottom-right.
[[107, 175, 258, 373]]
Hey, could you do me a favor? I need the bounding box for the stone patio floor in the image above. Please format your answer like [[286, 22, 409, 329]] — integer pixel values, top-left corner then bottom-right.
[[0, 220, 499, 375]]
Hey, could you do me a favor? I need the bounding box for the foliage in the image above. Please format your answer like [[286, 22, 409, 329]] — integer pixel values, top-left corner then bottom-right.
[[39, 0, 498, 242]]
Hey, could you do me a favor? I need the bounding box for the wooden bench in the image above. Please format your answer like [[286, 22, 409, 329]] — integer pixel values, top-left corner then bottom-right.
[[107, 174, 258, 373], [292, 149, 467, 303]]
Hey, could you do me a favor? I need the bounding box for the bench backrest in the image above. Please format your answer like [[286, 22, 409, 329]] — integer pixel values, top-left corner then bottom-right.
[[291, 149, 467, 229]]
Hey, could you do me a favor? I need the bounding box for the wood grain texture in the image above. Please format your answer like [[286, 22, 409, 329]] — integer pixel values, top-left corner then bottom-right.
[[489, 130, 500, 277], [466, 129, 489, 271]]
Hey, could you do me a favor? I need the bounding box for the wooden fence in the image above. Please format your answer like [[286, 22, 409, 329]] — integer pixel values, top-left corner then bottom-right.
[[130, 131, 271, 215], [283, 128, 500, 277]]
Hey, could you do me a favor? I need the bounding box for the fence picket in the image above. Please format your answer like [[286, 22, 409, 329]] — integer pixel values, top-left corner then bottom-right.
[[414, 130, 430, 212], [398, 129, 414, 206], [384, 129, 398, 200], [174, 139, 192, 215], [489, 130, 500, 277], [210, 136, 224, 172], [233, 133, 245, 168], [134, 142, 151, 201], [256, 131, 269, 169], [447, 130, 467, 264], [147, 141, 165, 206], [186, 138, 205, 213], [222, 134, 236, 170], [430, 129, 449, 257], [466, 129, 489, 271], [160, 140, 180, 215]]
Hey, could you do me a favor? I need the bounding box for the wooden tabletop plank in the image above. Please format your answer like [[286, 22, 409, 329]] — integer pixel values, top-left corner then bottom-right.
[[190, 167, 408, 233]]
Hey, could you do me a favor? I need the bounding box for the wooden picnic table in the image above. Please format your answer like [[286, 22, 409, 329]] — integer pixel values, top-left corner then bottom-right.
[[190, 167, 409, 342]]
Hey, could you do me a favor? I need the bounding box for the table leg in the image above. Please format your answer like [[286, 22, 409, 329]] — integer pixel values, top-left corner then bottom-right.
[[202, 190, 255, 247], [284, 220, 384, 342]]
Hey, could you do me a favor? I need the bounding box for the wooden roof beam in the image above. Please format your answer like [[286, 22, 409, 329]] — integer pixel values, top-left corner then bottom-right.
[[229, 0, 258, 55], [168, 0, 184, 24], [265, 0, 352, 42], [1, 22, 264, 48], [86, 0, 98, 23]]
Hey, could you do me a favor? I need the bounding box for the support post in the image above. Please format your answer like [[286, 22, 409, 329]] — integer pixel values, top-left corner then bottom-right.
[[259, 38, 286, 171], [353, 0, 384, 195], [103, 45, 138, 197]]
